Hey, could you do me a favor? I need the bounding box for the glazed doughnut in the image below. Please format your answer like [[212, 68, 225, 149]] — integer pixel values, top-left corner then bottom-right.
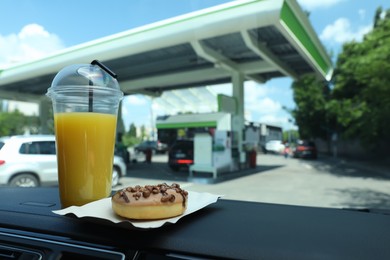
[[111, 183, 188, 220]]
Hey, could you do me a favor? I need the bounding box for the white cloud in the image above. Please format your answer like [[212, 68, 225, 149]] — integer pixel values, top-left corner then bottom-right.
[[320, 18, 372, 44], [256, 113, 297, 130], [380, 10, 386, 20], [0, 23, 64, 67], [123, 94, 148, 106], [121, 95, 150, 128], [121, 95, 153, 130], [205, 82, 283, 122], [210, 81, 288, 128], [245, 97, 289, 128], [358, 9, 366, 20], [244, 82, 269, 110], [19, 24, 50, 39], [258, 114, 285, 127], [245, 81, 268, 96], [253, 97, 281, 115], [297, 0, 344, 10]]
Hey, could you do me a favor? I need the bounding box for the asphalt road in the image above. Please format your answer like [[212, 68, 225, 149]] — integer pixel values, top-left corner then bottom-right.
[[117, 153, 390, 210]]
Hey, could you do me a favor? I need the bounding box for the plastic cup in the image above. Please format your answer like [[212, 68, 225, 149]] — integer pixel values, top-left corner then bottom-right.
[[46, 60, 123, 208]]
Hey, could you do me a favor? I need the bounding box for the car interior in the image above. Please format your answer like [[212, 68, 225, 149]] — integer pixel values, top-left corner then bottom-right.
[[0, 187, 389, 259]]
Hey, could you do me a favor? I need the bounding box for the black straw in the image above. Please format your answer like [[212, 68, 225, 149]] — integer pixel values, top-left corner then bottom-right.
[[91, 60, 117, 78], [88, 64, 94, 112], [88, 60, 117, 112], [88, 78, 93, 112]]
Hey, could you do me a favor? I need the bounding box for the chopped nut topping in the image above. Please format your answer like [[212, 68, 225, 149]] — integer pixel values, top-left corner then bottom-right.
[[143, 190, 151, 198], [115, 183, 188, 206]]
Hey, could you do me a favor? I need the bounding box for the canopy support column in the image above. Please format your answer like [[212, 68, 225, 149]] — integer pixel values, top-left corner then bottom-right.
[[231, 71, 245, 164], [39, 98, 51, 134]]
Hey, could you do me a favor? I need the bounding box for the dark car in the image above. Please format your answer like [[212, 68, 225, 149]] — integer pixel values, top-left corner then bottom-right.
[[293, 140, 317, 159], [168, 140, 194, 171], [134, 140, 168, 154]]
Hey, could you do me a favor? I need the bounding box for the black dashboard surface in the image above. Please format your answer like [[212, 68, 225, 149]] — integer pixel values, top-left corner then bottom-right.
[[0, 187, 390, 259]]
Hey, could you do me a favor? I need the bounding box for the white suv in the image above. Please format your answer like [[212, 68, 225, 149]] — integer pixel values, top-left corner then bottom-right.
[[265, 140, 285, 154], [0, 135, 126, 187]]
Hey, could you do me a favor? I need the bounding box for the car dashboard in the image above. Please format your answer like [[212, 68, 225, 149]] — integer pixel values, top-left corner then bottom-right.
[[0, 187, 389, 259]]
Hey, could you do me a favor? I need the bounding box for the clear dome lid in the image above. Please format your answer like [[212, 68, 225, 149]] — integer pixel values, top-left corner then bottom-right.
[[47, 60, 123, 98], [46, 60, 123, 114]]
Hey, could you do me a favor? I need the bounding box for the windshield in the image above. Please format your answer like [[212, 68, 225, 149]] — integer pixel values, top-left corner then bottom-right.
[[0, 0, 389, 212]]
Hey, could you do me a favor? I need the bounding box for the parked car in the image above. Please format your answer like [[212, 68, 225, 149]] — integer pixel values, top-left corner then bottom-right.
[[134, 140, 168, 154], [168, 139, 194, 171], [293, 140, 318, 159], [112, 156, 127, 186], [265, 140, 285, 154], [0, 135, 126, 187]]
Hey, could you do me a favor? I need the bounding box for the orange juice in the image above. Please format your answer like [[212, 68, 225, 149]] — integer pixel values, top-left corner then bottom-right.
[[54, 112, 117, 208]]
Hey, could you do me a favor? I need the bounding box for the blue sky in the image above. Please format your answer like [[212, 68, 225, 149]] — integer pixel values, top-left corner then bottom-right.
[[1, 0, 389, 133]]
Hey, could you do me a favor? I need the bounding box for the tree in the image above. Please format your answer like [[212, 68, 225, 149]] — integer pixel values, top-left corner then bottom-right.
[[283, 129, 299, 144], [140, 125, 147, 140], [128, 123, 137, 137], [122, 123, 141, 147], [0, 111, 38, 136], [332, 7, 390, 151], [291, 75, 331, 140], [291, 6, 390, 155]]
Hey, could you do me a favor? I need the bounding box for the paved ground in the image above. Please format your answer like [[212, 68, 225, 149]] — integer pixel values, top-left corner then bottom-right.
[[116, 153, 390, 210]]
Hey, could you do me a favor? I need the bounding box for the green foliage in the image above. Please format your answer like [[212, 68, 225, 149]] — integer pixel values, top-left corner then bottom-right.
[[292, 7, 390, 153], [140, 125, 147, 140], [122, 135, 141, 147], [283, 130, 299, 144], [128, 123, 137, 137], [332, 8, 390, 149], [121, 122, 142, 147], [0, 111, 32, 137], [291, 75, 331, 139]]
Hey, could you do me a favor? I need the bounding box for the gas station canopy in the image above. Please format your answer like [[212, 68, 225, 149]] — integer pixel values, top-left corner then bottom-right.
[[0, 0, 332, 101]]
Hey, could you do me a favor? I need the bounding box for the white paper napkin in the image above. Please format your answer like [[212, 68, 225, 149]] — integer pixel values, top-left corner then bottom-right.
[[53, 191, 221, 229]]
